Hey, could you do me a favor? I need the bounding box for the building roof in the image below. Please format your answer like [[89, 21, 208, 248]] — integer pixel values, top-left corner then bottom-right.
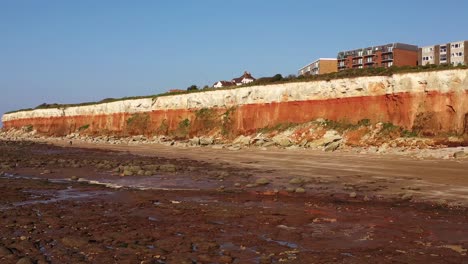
[[232, 71, 256, 84], [337, 42, 418, 58], [213, 80, 235, 87]]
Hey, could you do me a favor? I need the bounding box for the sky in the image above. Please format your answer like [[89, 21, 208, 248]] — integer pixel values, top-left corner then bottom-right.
[[1, 0, 468, 126]]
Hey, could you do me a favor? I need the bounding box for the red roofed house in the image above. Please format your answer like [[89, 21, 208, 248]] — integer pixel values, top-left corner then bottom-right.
[[213, 71, 256, 88], [232, 71, 256, 86], [213, 80, 236, 88]]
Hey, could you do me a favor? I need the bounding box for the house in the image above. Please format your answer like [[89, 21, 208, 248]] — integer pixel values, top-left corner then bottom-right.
[[337, 43, 418, 71], [298, 58, 337, 76], [419, 40, 467, 66], [232, 71, 256, 86], [213, 81, 235, 88], [213, 71, 256, 88]]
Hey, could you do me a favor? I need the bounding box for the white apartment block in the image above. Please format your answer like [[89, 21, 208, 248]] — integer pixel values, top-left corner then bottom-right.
[[419, 40, 467, 66]]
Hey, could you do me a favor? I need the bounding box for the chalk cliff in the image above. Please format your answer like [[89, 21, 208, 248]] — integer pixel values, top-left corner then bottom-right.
[[2, 69, 468, 137]]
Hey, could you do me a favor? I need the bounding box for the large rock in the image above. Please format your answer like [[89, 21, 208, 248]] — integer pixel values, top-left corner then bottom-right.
[[199, 137, 214, 146], [189, 137, 200, 146], [324, 140, 341, 152], [308, 130, 343, 148], [453, 151, 467, 159], [272, 135, 292, 147], [233, 135, 251, 146]]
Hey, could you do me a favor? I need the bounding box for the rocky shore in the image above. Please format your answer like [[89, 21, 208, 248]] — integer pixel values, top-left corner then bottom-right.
[[0, 140, 467, 263], [1, 118, 467, 161]]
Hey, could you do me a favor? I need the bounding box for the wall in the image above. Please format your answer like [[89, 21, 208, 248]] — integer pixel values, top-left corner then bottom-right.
[[2, 69, 468, 137]]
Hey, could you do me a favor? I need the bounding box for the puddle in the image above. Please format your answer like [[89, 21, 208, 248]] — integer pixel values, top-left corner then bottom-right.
[[260, 235, 298, 249]]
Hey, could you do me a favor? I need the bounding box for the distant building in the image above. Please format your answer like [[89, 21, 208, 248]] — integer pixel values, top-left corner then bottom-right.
[[232, 71, 256, 86], [213, 71, 256, 88], [213, 81, 235, 88], [337, 43, 418, 71], [419, 40, 467, 66], [298, 58, 337, 76]]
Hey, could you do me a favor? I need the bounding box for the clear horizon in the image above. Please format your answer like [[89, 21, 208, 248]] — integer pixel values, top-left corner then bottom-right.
[[1, 0, 467, 126]]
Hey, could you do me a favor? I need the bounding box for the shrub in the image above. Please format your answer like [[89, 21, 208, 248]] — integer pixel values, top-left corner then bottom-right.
[[78, 124, 90, 131]]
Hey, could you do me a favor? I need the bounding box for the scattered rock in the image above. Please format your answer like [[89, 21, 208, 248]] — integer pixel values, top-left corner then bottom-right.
[[159, 164, 177, 172], [199, 137, 214, 146], [0, 246, 12, 257], [61, 236, 88, 248], [349, 192, 357, 198], [255, 178, 270, 186], [122, 170, 134, 176], [401, 193, 413, 201], [262, 141, 276, 148], [233, 135, 251, 146], [453, 151, 466, 159], [189, 137, 200, 146], [289, 177, 305, 185], [324, 141, 341, 152], [227, 145, 241, 151], [16, 257, 34, 264], [295, 187, 306, 193], [272, 135, 292, 147]]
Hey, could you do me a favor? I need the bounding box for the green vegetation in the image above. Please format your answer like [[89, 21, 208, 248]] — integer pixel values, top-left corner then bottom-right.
[[23, 124, 33, 132], [4, 64, 468, 115], [194, 108, 218, 133], [173, 118, 191, 138], [258, 122, 297, 133], [126, 113, 150, 133], [157, 119, 169, 134], [321, 119, 362, 132], [221, 107, 236, 137], [78, 124, 90, 131], [402, 129, 419, 137], [186, 84, 199, 91]]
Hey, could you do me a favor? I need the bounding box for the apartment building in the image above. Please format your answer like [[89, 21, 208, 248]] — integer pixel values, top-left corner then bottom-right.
[[337, 43, 418, 71], [419, 40, 468, 66], [298, 58, 337, 76]]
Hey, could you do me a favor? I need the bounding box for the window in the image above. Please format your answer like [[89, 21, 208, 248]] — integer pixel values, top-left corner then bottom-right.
[[388, 62, 393, 67]]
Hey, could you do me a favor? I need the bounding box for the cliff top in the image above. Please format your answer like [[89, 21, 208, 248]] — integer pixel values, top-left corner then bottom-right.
[[5, 64, 467, 115]]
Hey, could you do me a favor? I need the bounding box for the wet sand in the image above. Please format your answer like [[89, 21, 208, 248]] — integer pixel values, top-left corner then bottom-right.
[[0, 140, 467, 263]]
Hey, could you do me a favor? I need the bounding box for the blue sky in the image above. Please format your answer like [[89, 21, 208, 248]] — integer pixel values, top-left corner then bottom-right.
[[1, 0, 467, 125]]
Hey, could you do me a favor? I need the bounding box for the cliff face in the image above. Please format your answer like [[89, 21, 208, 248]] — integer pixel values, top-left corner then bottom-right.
[[2, 69, 468, 137]]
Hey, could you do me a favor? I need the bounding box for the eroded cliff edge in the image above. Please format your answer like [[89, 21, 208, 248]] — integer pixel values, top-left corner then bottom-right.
[[2, 69, 468, 138]]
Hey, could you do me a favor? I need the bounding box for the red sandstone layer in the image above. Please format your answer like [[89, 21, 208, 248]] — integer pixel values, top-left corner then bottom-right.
[[3, 91, 468, 137]]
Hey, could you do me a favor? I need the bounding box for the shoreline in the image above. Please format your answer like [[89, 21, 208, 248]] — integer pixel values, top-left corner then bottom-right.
[[0, 139, 467, 263]]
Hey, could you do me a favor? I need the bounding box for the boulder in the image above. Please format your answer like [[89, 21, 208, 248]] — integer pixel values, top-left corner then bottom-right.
[[324, 141, 341, 152], [272, 135, 292, 147], [453, 151, 466, 159], [199, 137, 214, 146], [160, 164, 177, 172], [189, 137, 200, 146], [255, 178, 270, 185], [233, 135, 251, 146]]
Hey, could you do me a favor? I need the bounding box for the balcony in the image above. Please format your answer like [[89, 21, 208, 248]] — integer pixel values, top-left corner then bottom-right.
[[364, 61, 375, 65], [381, 48, 393, 54], [381, 56, 393, 62]]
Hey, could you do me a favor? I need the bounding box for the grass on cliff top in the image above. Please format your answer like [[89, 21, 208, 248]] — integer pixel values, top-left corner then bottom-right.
[[5, 63, 467, 114]]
